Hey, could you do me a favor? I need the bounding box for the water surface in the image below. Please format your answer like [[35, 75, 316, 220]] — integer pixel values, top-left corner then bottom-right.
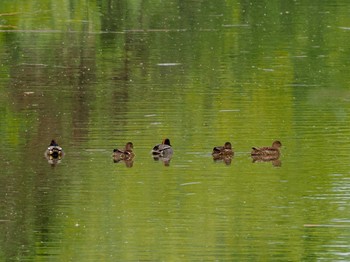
[[1, 1, 350, 261]]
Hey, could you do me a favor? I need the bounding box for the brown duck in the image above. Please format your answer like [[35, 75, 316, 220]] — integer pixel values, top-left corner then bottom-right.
[[113, 142, 135, 162], [212, 142, 233, 157], [251, 140, 282, 159]]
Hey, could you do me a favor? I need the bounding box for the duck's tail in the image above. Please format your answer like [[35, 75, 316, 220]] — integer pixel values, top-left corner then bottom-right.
[[251, 147, 261, 156]]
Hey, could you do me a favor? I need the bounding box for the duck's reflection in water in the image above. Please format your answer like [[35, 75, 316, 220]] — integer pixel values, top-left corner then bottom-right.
[[45, 154, 64, 166], [251, 156, 281, 167], [113, 158, 134, 168], [212, 155, 233, 165], [152, 155, 172, 166]]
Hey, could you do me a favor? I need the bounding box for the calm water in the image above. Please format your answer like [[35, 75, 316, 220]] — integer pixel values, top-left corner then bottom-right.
[[1, 1, 350, 261]]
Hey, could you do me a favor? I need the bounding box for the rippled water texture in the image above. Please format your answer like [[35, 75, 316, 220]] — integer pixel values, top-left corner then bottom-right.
[[1, 1, 350, 261]]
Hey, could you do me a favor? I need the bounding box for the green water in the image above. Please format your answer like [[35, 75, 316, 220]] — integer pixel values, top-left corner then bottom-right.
[[1, 1, 350, 261]]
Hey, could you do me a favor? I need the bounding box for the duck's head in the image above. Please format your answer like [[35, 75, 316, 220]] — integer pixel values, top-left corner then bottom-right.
[[125, 142, 134, 151], [163, 138, 171, 146], [50, 139, 58, 146], [224, 142, 232, 149], [272, 141, 282, 148]]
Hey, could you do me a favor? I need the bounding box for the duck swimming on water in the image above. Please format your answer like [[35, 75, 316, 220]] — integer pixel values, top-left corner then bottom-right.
[[152, 138, 173, 165], [212, 142, 233, 157], [212, 142, 234, 165], [45, 140, 64, 159], [152, 138, 173, 157], [251, 140, 282, 160], [113, 142, 135, 162]]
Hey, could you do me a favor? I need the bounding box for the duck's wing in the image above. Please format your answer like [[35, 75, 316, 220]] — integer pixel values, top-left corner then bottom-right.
[[152, 143, 169, 152], [152, 144, 160, 151], [212, 146, 224, 155], [251, 146, 279, 156], [251, 147, 262, 155], [151, 144, 161, 155], [122, 150, 135, 160], [113, 148, 124, 153], [55, 146, 63, 152], [161, 145, 173, 156], [160, 144, 171, 151], [47, 146, 63, 153], [113, 148, 125, 159]]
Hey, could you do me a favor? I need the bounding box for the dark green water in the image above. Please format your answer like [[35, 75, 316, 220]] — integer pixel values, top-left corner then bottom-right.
[[1, 1, 350, 261]]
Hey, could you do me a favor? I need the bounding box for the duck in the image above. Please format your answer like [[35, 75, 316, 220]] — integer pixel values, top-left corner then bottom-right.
[[113, 142, 135, 162], [251, 140, 282, 158], [45, 139, 64, 159], [212, 142, 233, 165], [152, 138, 173, 158], [212, 142, 233, 157]]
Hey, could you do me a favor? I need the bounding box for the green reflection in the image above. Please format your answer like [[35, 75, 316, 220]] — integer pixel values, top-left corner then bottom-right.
[[1, 0, 350, 261]]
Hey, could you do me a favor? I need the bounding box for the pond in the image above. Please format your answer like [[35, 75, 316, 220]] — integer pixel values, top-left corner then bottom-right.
[[1, 1, 350, 261]]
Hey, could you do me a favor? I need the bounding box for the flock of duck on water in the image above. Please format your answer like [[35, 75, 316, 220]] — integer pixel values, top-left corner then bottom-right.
[[45, 139, 282, 167]]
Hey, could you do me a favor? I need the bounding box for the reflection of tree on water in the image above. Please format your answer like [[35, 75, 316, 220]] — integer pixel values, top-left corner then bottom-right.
[[1, 158, 66, 260], [33, 168, 64, 255]]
